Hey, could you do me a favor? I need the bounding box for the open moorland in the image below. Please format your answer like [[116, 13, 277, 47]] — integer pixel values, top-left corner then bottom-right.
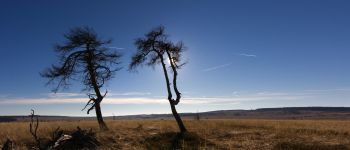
[[1, 119, 350, 150]]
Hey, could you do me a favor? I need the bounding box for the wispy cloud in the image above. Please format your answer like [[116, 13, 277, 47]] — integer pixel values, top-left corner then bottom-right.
[[184, 93, 308, 104], [109, 46, 125, 50], [0, 98, 86, 105], [2, 88, 348, 106], [202, 63, 232, 72], [232, 91, 239, 96], [109, 92, 151, 96], [0, 91, 308, 105], [46, 92, 84, 98], [0, 97, 209, 105], [304, 88, 350, 93], [45, 92, 152, 98], [0, 94, 9, 98], [238, 53, 257, 57]]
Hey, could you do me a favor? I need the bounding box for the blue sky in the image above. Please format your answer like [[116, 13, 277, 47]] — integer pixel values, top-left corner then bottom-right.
[[0, 0, 349, 116]]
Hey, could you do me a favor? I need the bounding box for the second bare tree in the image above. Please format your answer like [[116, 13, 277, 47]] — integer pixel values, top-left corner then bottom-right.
[[130, 26, 187, 133]]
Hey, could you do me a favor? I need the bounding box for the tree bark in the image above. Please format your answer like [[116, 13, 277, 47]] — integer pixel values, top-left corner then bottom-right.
[[159, 54, 187, 133], [94, 102, 108, 131], [165, 51, 181, 104], [170, 103, 187, 133], [86, 44, 109, 131]]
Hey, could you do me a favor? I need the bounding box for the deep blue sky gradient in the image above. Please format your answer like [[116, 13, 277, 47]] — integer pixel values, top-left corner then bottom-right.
[[0, 0, 349, 116]]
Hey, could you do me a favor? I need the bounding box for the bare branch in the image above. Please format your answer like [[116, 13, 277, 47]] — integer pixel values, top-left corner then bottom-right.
[[82, 98, 95, 113], [102, 90, 108, 98], [29, 109, 41, 148], [87, 103, 96, 114]]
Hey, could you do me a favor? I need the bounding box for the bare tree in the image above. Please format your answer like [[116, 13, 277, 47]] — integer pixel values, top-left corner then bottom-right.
[[29, 109, 41, 149], [130, 26, 187, 133], [41, 27, 122, 130]]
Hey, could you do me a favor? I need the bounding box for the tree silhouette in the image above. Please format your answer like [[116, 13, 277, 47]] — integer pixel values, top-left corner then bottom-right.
[[130, 26, 187, 133], [41, 27, 122, 130]]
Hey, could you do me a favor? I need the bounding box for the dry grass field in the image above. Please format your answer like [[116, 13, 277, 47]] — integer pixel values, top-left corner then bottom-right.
[[1, 119, 350, 150]]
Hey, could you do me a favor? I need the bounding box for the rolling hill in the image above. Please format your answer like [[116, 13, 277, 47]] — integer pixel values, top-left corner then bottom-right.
[[1, 107, 350, 122]]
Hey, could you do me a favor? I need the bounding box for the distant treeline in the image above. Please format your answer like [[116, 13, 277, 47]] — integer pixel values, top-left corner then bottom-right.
[[256, 107, 350, 112], [2, 107, 350, 122], [0, 116, 17, 122]]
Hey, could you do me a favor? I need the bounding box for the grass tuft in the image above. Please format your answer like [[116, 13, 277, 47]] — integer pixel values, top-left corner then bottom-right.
[[1, 119, 350, 149], [273, 141, 350, 150]]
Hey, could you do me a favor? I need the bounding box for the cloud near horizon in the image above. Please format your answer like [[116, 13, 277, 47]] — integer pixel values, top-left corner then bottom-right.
[[109, 92, 152, 96], [0, 91, 311, 105]]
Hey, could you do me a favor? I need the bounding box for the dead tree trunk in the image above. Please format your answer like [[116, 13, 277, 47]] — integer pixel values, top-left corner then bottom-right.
[[159, 54, 187, 133], [86, 45, 109, 131], [170, 103, 187, 133], [29, 110, 41, 148], [94, 102, 108, 130]]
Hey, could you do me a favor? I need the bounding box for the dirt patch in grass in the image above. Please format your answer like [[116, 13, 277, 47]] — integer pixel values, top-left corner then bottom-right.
[[273, 141, 350, 150], [143, 132, 224, 150]]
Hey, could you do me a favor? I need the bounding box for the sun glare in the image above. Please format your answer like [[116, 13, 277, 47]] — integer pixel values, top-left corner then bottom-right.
[[166, 57, 174, 65]]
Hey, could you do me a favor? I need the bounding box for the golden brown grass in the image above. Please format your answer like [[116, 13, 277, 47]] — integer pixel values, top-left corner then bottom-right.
[[1, 119, 350, 149]]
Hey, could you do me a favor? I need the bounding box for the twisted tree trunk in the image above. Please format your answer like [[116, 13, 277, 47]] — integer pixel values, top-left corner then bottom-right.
[[94, 102, 108, 131], [86, 45, 108, 131], [159, 54, 187, 133], [170, 103, 187, 133]]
